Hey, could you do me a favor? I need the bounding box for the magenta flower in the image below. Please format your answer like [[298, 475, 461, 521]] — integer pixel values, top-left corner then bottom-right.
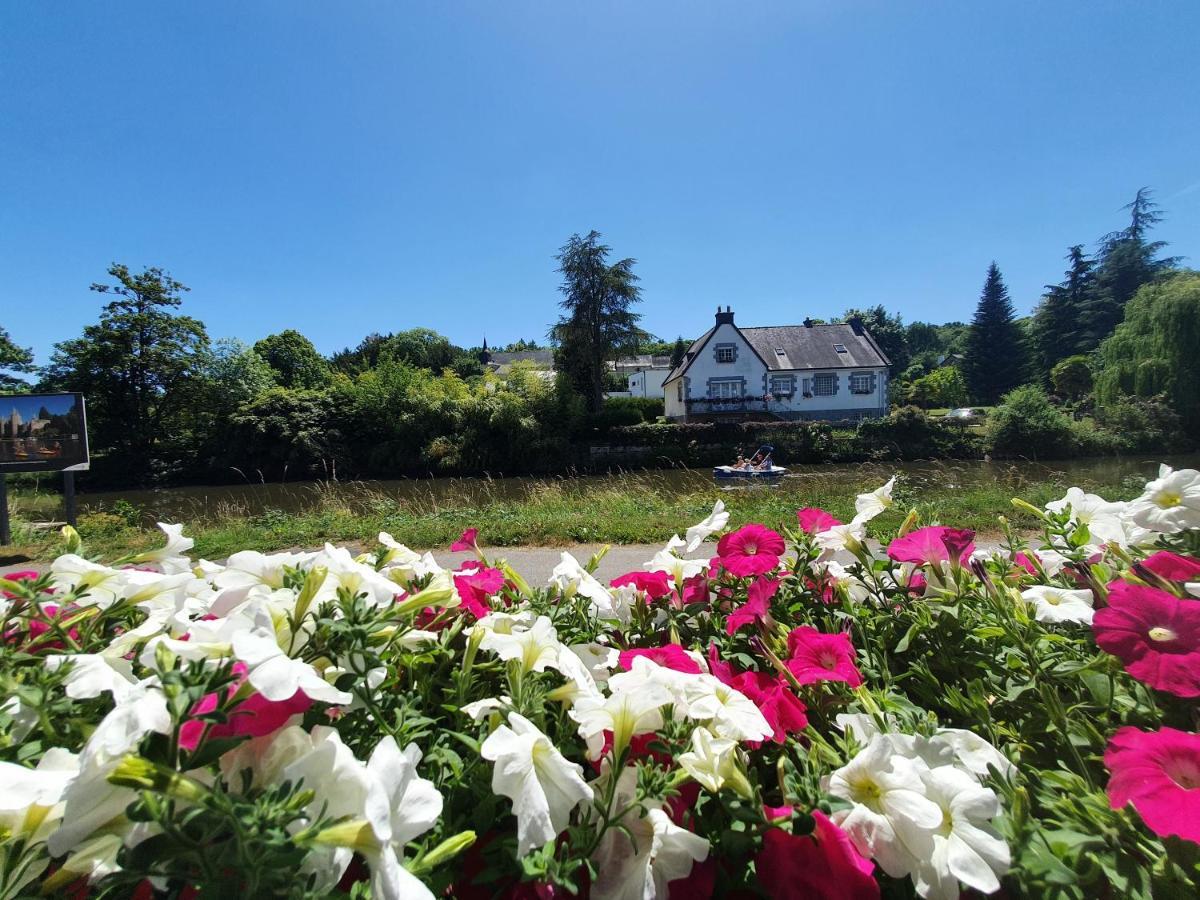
[[725, 576, 779, 635], [1139, 551, 1200, 582], [785, 626, 863, 687], [755, 811, 878, 900], [797, 507, 842, 535], [1105, 726, 1200, 844], [451, 527, 480, 552], [886, 525, 976, 566], [179, 662, 312, 751], [453, 565, 507, 619], [680, 573, 711, 606], [1093, 581, 1200, 697], [716, 524, 786, 577], [618, 643, 702, 674], [729, 670, 808, 744], [610, 570, 673, 601]]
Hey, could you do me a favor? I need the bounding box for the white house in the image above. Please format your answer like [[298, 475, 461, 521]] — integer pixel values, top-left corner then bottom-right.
[[662, 307, 890, 422], [616, 355, 673, 399]]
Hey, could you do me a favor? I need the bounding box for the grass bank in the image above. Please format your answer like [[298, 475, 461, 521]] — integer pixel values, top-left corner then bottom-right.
[[1, 461, 1157, 564]]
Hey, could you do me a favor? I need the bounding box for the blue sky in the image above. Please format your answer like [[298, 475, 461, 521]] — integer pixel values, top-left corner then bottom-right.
[[2, 1, 1198, 362]]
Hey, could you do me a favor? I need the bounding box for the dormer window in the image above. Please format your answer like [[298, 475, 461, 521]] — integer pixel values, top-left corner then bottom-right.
[[833, 344, 847, 353]]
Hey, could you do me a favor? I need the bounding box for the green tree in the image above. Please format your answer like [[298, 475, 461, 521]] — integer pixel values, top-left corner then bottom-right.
[[906, 366, 968, 409], [669, 336, 687, 370], [0, 325, 35, 391], [1031, 246, 1096, 375], [1079, 188, 1178, 348], [842, 305, 910, 372], [551, 231, 643, 413], [962, 263, 1030, 404], [1095, 272, 1200, 436], [1050, 355, 1092, 401], [226, 387, 343, 480], [989, 384, 1075, 458], [41, 264, 209, 474], [253, 329, 330, 389]]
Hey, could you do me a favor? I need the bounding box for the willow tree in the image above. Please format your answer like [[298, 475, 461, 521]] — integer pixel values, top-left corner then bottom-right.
[[1095, 272, 1200, 436], [551, 231, 643, 413]]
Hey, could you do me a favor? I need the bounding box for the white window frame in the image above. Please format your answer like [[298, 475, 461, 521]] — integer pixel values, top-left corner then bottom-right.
[[715, 345, 736, 363], [769, 375, 795, 395], [813, 373, 837, 396], [711, 379, 743, 399], [849, 373, 873, 394]]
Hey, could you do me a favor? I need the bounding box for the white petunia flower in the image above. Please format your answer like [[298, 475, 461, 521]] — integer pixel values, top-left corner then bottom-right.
[[232, 630, 353, 705], [477, 615, 563, 675], [684, 500, 729, 553], [935, 729, 1016, 780], [678, 727, 751, 797], [550, 552, 618, 617], [826, 734, 943, 879], [855, 476, 897, 522], [815, 519, 867, 554], [910, 765, 1010, 900], [48, 555, 124, 608], [591, 769, 709, 900], [1020, 585, 1095, 625], [644, 547, 708, 589], [481, 712, 594, 856], [312, 543, 405, 607], [460, 696, 512, 721], [0, 748, 79, 844], [681, 674, 773, 743], [570, 680, 673, 760], [208, 549, 317, 590], [130, 522, 196, 574], [1128, 465, 1200, 534], [1046, 487, 1129, 545]]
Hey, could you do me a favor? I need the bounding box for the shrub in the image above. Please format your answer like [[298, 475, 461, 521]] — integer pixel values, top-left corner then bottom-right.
[[1050, 355, 1092, 400], [592, 396, 664, 431], [906, 366, 968, 408], [988, 385, 1076, 458], [1095, 395, 1189, 453]]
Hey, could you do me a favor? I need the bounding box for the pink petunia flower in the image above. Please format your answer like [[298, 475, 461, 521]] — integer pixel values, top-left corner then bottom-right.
[[785, 626, 864, 687], [453, 565, 507, 619], [797, 508, 843, 535], [1093, 581, 1200, 698], [450, 527, 480, 552], [1138, 551, 1200, 583], [1105, 726, 1200, 844], [728, 670, 808, 745], [680, 573, 711, 607], [4, 603, 79, 653], [887, 525, 975, 567], [618, 644, 702, 675], [179, 662, 312, 751], [716, 524, 786, 578], [725, 576, 779, 635], [755, 811, 878, 900], [610, 570, 673, 601]]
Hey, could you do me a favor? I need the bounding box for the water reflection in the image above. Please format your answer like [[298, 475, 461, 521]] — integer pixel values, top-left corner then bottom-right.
[[36, 454, 1199, 525]]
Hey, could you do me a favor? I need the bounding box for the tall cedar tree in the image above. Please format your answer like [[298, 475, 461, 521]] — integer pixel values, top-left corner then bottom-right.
[[41, 264, 209, 474], [1079, 188, 1178, 348], [1032, 245, 1096, 375], [963, 263, 1030, 403], [551, 231, 643, 413]]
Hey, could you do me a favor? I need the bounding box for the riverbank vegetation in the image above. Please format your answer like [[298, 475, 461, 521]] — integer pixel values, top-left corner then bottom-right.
[[2, 461, 1167, 563], [0, 191, 1196, 495]]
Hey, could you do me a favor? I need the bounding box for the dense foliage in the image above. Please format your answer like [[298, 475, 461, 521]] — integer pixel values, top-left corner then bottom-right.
[[961, 264, 1030, 405], [4, 467, 1200, 898]]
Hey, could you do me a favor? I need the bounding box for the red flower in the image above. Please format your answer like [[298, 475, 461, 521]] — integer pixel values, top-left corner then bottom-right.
[[756, 811, 878, 900], [716, 524, 786, 578], [797, 507, 842, 535], [1105, 726, 1200, 844], [179, 662, 312, 751], [610, 570, 673, 601], [1139, 551, 1200, 583], [453, 566, 507, 619], [5, 604, 80, 653], [1093, 581, 1200, 697], [451, 527, 479, 552], [618, 644, 702, 674], [728, 670, 808, 744], [680, 573, 711, 607], [725, 576, 778, 635], [886, 525, 975, 567], [785, 626, 863, 687]]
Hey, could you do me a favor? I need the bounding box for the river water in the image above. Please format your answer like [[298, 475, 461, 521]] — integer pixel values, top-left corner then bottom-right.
[[32, 453, 1200, 524]]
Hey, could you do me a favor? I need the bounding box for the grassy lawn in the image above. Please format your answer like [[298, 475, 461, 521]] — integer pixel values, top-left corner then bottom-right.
[[0, 462, 1153, 564]]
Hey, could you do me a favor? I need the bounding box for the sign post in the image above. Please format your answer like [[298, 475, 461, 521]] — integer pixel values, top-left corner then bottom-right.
[[0, 393, 90, 543]]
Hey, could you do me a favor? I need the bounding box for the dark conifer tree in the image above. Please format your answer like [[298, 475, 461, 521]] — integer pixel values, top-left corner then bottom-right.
[[1080, 188, 1178, 348], [963, 263, 1030, 403], [669, 336, 687, 370], [1032, 245, 1096, 376]]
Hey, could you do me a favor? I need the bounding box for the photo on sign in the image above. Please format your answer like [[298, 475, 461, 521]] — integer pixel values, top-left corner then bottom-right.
[[0, 393, 89, 472]]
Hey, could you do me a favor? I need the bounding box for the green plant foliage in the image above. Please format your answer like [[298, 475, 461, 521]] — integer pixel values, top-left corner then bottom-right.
[[906, 366, 968, 409], [989, 385, 1076, 459], [1050, 355, 1093, 401]]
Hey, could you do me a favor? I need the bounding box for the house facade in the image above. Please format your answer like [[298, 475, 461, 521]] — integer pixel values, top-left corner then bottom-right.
[[662, 308, 890, 422], [616, 355, 673, 399]]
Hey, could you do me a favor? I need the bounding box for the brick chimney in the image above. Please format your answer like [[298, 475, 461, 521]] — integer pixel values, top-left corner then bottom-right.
[[715, 305, 735, 325]]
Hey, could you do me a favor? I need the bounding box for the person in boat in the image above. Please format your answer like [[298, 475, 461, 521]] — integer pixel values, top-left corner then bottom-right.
[[756, 454, 774, 471]]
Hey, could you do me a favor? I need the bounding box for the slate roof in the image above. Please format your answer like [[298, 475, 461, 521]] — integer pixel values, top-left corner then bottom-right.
[[663, 321, 890, 384], [486, 350, 555, 368], [741, 324, 890, 371]]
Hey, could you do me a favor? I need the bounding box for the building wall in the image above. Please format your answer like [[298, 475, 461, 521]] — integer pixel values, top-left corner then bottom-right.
[[627, 367, 671, 399]]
